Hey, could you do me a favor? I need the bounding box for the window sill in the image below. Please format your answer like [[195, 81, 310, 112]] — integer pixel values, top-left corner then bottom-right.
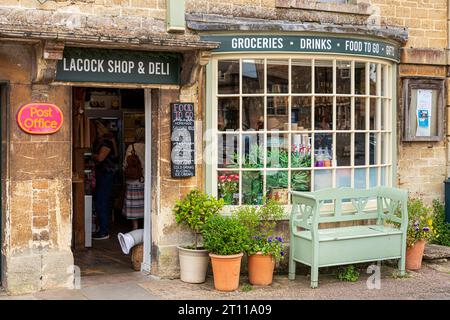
[[275, 0, 372, 16]]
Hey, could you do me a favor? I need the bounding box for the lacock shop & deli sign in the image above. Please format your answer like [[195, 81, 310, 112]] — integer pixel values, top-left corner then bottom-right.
[[201, 35, 400, 61], [55, 47, 181, 84]]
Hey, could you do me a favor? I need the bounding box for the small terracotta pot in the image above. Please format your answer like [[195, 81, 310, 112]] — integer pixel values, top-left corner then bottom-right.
[[209, 253, 243, 291], [248, 252, 275, 286], [406, 239, 426, 270]]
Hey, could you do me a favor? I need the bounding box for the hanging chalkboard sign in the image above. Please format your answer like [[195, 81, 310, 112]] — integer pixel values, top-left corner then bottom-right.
[[171, 102, 195, 178]]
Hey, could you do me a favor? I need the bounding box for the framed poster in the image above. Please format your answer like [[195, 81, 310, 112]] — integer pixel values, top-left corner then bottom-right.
[[403, 78, 444, 142], [171, 102, 195, 178]]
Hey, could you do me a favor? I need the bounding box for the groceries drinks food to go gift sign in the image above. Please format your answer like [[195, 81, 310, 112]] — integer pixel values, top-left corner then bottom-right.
[[17, 103, 63, 134]]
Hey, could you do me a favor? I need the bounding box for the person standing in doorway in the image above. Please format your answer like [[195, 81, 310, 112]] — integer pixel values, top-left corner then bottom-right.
[[122, 127, 145, 230], [92, 121, 117, 240]]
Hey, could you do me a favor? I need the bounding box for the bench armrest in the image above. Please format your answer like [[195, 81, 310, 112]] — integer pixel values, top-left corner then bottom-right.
[[376, 187, 408, 231], [290, 191, 319, 236]]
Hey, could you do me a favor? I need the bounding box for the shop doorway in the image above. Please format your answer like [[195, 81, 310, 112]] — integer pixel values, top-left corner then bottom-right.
[[72, 87, 150, 276]]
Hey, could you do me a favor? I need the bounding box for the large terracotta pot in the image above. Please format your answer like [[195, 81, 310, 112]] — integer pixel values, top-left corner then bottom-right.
[[406, 239, 426, 270], [209, 252, 243, 291], [248, 252, 275, 285], [178, 247, 210, 284]]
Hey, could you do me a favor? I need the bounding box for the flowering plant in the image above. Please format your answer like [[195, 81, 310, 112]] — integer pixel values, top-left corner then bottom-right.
[[291, 144, 312, 168], [406, 198, 438, 247], [218, 172, 239, 205], [251, 236, 286, 262], [232, 198, 286, 262]]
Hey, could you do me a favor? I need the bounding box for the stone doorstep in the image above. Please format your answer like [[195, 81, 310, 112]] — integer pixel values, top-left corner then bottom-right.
[[423, 244, 450, 260]]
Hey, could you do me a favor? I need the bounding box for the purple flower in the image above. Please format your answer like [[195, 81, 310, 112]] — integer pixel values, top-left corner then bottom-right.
[[281, 251, 285, 256], [268, 236, 273, 243], [415, 227, 420, 231], [276, 237, 283, 242], [423, 227, 430, 232], [414, 221, 419, 226]]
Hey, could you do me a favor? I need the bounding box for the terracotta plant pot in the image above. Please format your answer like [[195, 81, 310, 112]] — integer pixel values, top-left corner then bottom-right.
[[248, 252, 275, 285], [178, 246, 210, 284], [209, 252, 243, 291], [406, 239, 426, 270]]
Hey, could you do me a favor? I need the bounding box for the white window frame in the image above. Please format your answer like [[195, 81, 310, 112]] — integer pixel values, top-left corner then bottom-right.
[[208, 53, 394, 208]]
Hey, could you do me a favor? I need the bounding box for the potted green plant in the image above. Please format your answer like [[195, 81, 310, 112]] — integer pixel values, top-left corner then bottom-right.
[[202, 215, 250, 291], [233, 198, 286, 285], [173, 190, 224, 283], [405, 198, 438, 270]]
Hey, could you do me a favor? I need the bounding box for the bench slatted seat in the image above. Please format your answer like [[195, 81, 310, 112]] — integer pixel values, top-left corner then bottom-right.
[[289, 187, 408, 288]]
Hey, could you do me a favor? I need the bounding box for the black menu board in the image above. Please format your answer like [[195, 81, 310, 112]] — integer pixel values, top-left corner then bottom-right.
[[171, 102, 195, 178]]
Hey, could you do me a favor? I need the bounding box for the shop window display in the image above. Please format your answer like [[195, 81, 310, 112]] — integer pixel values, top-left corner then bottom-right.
[[214, 57, 392, 205]]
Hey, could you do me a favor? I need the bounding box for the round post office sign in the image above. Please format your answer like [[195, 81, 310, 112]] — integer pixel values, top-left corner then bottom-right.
[[17, 103, 64, 134]]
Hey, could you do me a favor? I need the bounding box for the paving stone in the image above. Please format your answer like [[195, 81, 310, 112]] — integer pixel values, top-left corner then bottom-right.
[[33, 289, 88, 300], [423, 244, 450, 260], [81, 282, 160, 300]]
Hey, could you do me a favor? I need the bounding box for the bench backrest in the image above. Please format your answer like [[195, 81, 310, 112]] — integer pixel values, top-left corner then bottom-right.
[[290, 187, 408, 229]]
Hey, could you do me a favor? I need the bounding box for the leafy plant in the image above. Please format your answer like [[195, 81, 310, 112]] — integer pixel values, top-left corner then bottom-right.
[[291, 171, 310, 191], [291, 145, 312, 168], [243, 145, 264, 168], [233, 198, 286, 261], [406, 198, 438, 247], [242, 171, 263, 205], [266, 171, 288, 190], [202, 215, 250, 255], [240, 284, 253, 292], [431, 199, 450, 247], [173, 190, 224, 249], [336, 265, 360, 282]]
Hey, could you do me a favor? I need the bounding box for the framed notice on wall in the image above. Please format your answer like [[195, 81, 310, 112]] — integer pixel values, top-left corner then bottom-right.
[[403, 78, 444, 142], [171, 102, 195, 178]]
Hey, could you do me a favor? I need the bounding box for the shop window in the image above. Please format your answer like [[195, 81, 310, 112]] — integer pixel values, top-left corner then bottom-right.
[[213, 57, 393, 205]]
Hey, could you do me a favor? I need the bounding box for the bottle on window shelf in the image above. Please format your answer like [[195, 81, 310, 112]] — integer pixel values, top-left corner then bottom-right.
[[315, 147, 324, 167], [323, 147, 332, 167]]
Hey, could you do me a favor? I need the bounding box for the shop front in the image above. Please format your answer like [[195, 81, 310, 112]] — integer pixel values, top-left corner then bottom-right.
[[200, 34, 401, 208], [0, 36, 215, 294]]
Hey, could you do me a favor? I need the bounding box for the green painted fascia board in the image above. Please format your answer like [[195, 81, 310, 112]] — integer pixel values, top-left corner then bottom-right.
[[166, 0, 185, 32]]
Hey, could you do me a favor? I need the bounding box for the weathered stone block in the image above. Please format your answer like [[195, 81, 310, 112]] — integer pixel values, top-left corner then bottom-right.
[[4, 251, 42, 295], [152, 244, 179, 279], [41, 250, 74, 290], [10, 142, 71, 181], [0, 43, 33, 85]]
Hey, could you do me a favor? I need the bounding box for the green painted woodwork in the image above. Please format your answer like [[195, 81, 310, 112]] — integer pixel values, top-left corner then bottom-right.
[[166, 0, 186, 32], [392, 63, 398, 187], [289, 187, 408, 288], [200, 35, 400, 62], [55, 47, 181, 84]]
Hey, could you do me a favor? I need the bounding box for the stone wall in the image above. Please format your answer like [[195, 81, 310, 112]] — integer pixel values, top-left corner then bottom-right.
[[397, 64, 448, 203], [1, 0, 165, 18], [370, 0, 447, 48], [0, 42, 73, 294], [149, 84, 204, 278]]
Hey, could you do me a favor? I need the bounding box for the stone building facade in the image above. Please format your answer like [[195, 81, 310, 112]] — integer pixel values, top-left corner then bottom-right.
[[0, 0, 448, 294]]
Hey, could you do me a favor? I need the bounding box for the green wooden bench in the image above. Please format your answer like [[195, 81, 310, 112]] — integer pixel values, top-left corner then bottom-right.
[[289, 187, 408, 288]]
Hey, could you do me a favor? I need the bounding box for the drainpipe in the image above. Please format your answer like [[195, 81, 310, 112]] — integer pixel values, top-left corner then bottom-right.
[[447, 0, 450, 178]]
